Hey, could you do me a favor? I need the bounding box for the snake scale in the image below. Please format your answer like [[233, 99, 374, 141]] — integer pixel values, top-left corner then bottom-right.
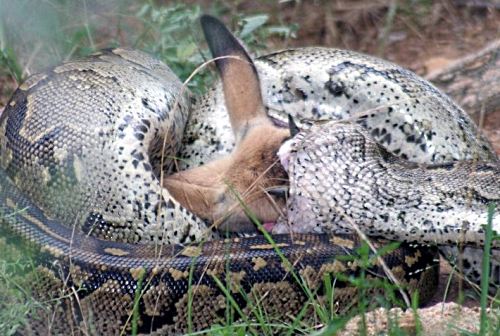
[[0, 15, 497, 335]]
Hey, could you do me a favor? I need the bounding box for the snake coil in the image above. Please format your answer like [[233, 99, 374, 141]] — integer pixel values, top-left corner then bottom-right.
[[0, 15, 497, 335]]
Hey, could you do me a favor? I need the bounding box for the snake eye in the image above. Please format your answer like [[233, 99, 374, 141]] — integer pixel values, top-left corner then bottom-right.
[[288, 114, 300, 137]]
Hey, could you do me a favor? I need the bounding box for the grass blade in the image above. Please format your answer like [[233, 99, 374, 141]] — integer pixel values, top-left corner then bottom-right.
[[479, 203, 496, 335]]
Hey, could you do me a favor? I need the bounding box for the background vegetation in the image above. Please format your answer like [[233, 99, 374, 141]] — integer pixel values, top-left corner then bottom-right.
[[0, 0, 299, 96]]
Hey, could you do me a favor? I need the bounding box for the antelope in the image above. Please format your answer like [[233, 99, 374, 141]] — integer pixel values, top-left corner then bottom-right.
[[163, 16, 291, 233]]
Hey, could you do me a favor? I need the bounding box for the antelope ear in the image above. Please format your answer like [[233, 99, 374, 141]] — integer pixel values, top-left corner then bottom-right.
[[200, 15, 267, 142]]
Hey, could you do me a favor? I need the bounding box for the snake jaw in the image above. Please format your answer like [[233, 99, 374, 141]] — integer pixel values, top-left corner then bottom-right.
[[277, 138, 296, 172]]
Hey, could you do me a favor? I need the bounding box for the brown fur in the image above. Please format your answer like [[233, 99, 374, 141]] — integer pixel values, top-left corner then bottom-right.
[[163, 67, 290, 232], [163, 123, 289, 232], [220, 56, 267, 143], [163, 18, 290, 232]]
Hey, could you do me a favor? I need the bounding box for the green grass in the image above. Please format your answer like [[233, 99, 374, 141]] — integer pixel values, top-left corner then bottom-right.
[[0, 210, 429, 335], [0, 237, 41, 336], [479, 204, 499, 335], [1, 197, 496, 335], [0, 0, 296, 94], [131, 268, 146, 335]]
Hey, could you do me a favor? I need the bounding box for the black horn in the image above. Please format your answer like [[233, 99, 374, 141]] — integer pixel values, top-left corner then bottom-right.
[[288, 114, 300, 137]]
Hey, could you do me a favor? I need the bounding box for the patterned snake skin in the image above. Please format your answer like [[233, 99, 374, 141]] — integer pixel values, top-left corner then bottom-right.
[[275, 122, 499, 285], [0, 16, 496, 335], [181, 43, 499, 289]]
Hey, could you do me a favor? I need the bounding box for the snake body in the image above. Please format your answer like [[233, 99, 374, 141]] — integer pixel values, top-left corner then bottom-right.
[[275, 121, 499, 284], [180, 47, 496, 169], [0, 16, 497, 334], [0, 49, 211, 245], [181, 44, 498, 288]]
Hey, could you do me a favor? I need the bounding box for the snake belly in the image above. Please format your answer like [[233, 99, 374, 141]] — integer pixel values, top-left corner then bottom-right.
[[0, 44, 487, 335]]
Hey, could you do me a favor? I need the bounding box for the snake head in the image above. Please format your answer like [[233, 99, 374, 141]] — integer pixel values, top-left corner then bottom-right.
[[164, 16, 291, 233]]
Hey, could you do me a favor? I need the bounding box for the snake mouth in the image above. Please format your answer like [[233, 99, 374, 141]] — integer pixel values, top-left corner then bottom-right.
[[277, 139, 295, 172], [262, 222, 276, 232], [216, 207, 285, 235]]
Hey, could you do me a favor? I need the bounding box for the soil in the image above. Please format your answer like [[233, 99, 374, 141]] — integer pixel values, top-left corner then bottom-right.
[[339, 301, 498, 336]]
